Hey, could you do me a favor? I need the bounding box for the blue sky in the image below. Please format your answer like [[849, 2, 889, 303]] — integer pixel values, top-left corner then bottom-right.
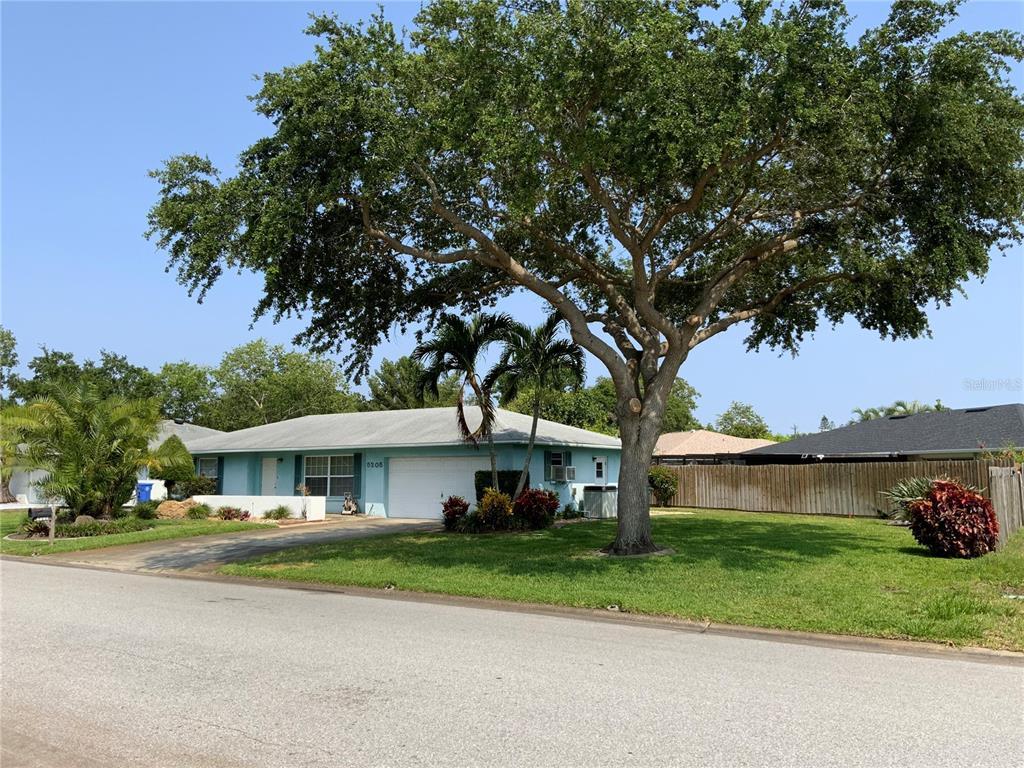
[[2, 1, 1022, 433]]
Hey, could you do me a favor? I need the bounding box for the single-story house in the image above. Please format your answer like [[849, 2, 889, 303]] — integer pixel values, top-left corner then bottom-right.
[[742, 403, 1024, 464], [186, 406, 622, 519], [653, 429, 776, 465]]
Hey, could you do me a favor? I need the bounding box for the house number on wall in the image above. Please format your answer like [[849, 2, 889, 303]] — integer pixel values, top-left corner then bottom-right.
[[366, 461, 384, 469]]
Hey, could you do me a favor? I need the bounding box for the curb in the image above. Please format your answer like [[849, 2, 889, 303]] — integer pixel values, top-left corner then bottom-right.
[[4, 553, 1022, 666]]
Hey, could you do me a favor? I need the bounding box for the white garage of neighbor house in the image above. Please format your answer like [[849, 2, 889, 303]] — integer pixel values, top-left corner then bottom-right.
[[185, 407, 622, 519]]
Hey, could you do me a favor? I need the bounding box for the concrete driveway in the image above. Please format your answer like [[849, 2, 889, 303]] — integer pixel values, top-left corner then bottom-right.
[[43, 515, 439, 573]]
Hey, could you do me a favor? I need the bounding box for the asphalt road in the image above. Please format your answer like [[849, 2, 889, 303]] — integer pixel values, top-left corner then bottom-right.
[[2, 560, 1022, 768]]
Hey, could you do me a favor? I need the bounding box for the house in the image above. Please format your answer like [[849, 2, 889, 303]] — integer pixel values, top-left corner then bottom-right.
[[743, 403, 1024, 464], [653, 429, 776, 465], [186, 407, 621, 519]]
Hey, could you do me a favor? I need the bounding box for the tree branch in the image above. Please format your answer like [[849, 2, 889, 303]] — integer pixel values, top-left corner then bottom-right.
[[689, 273, 854, 348]]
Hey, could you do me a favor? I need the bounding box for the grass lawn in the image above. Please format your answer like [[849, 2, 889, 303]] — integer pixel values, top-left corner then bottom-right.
[[0, 509, 274, 557], [221, 509, 1024, 650]]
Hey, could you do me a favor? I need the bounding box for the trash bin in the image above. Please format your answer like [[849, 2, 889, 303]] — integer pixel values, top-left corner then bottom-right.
[[136, 482, 154, 503], [582, 485, 618, 519]]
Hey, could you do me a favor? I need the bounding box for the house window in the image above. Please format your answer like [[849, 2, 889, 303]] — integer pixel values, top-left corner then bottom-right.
[[197, 458, 218, 479], [549, 452, 564, 468], [304, 455, 354, 497], [595, 457, 606, 481]]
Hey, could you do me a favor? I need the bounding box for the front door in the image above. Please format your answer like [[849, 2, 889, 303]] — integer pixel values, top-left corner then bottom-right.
[[261, 457, 278, 496]]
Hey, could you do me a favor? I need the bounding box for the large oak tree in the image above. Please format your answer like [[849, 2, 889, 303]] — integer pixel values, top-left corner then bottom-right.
[[148, 0, 1024, 554]]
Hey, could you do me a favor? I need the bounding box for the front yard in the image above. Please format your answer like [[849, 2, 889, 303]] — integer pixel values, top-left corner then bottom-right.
[[0, 510, 274, 557], [221, 509, 1024, 650]]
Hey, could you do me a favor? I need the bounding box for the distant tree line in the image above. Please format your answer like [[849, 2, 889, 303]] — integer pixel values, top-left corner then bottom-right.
[[0, 327, 701, 436]]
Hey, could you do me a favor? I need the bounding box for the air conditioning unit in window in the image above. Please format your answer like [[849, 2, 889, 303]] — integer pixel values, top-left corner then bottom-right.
[[552, 466, 567, 482], [565, 466, 576, 481]]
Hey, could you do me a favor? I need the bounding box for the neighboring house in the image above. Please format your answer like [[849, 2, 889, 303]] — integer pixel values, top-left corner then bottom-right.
[[653, 429, 776, 465], [8, 419, 222, 505], [743, 403, 1024, 464], [186, 407, 621, 519]]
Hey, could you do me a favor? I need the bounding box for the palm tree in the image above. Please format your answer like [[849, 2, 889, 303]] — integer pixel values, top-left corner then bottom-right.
[[413, 313, 514, 490], [4, 383, 167, 517], [487, 313, 585, 498]]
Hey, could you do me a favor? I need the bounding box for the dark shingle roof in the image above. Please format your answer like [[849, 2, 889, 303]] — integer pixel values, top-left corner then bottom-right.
[[747, 404, 1024, 457]]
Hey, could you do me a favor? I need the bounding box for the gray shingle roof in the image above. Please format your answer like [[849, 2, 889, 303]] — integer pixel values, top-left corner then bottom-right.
[[186, 407, 621, 454], [152, 420, 224, 451], [747, 403, 1024, 457]]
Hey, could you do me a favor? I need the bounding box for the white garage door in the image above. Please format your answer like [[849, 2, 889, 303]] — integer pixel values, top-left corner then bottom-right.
[[388, 456, 491, 519]]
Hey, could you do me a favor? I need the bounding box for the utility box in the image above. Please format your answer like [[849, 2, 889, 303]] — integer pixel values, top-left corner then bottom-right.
[[583, 486, 618, 519]]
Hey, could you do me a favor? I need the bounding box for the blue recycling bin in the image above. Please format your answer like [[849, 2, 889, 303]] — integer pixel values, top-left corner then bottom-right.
[[136, 482, 154, 502]]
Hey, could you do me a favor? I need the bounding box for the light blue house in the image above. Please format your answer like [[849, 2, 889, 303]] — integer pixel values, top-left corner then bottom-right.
[[185, 407, 621, 519]]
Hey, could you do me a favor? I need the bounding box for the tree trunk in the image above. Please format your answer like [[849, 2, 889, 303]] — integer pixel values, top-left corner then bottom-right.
[[605, 412, 662, 555], [487, 431, 499, 492], [514, 394, 542, 499], [48, 505, 56, 545], [0, 477, 16, 504]]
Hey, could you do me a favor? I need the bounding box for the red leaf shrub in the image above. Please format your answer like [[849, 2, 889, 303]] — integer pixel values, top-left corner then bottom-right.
[[908, 479, 999, 558], [441, 495, 470, 531], [216, 506, 250, 521], [512, 488, 560, 530]]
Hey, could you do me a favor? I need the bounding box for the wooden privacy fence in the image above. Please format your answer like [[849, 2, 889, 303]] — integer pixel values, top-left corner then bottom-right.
[[988, 466, 1024, 547], [659, 459, 1011, 518]]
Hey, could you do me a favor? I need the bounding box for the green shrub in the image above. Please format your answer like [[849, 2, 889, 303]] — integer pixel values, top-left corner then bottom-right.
[[176, 476, 217, 498], [511, 489, 559, 530], [216, 506, 250, 521], [263, 505, 293, 520], [455, 510, 484, 533], [648, 466, 679, 506], [133, 501, 160, 519], [558, 502, 583, 520], [19, 519, 52, 537], [474, 471, 527, 502], [476, 488, 514, 531], [186, 503, 212, 520]]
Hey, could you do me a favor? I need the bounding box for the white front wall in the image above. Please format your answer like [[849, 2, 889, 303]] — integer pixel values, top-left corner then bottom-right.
[[193, 494, 327, 521], [387, 456, 491, 519]]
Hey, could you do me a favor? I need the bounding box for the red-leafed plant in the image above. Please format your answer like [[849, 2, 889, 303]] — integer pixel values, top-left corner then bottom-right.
[[441, 495, 470, 531], [216, 506, 250, 521], [908, 479, 999, 558], [512, 488, 560, 531]]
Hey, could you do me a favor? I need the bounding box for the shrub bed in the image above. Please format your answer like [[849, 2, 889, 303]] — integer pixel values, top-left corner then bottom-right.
[[17, 516, 153, 539]]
